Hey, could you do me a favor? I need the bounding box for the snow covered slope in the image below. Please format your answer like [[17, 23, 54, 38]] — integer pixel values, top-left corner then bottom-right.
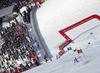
[[35, 0, 100, 57], [23, 0, 100, 73], [23, 40, 100, 73]]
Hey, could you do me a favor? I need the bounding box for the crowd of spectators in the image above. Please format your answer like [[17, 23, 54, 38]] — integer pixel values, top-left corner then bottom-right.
[[0, 0, 42, 73], [0, 19, 40, 73], [0, 0, 29, 10]]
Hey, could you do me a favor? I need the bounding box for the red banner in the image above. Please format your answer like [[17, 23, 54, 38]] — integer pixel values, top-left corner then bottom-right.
[[59, 40, 71, 50], [58, 49, 65, 56], [59, 15, 100, 40]]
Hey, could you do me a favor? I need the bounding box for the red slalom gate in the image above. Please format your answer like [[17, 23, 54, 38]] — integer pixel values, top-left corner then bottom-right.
[[58, 15, 100, 56]]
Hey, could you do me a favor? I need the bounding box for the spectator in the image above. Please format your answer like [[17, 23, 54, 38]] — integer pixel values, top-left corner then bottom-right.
[[0, 1, 42, 73], [35, 60, 40, 66], [44, 55, 47, 63]]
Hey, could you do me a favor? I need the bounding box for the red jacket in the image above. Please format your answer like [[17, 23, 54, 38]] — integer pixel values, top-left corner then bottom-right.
[[31, 54, 36, 60]]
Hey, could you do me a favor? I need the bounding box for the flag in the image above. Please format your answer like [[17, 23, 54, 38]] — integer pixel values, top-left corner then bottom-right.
[[67, 47, 72, 51], [76, 47, 86, 59], [77, 49, 83, 54]]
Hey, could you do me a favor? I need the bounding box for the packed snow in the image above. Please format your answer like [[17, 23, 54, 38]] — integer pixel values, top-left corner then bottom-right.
[[35, 0, 100, 57], [23, 0, 100, 73]]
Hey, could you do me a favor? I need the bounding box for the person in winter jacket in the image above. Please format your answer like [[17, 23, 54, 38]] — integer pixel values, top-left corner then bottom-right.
[[74, 57, 79, 63], [31, 54, 36, 60], [44, 55, 47, 63], [35, 60, 40, 66]]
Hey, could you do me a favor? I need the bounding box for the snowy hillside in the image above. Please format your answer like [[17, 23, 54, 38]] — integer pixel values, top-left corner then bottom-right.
[[35, 0, 100, 57], [24, 0, 100, 73], [23, 41, 100, 73]]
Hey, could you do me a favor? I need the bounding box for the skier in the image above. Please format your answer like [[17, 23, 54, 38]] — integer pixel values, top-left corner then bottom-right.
[[74, 57, 79, 63]]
